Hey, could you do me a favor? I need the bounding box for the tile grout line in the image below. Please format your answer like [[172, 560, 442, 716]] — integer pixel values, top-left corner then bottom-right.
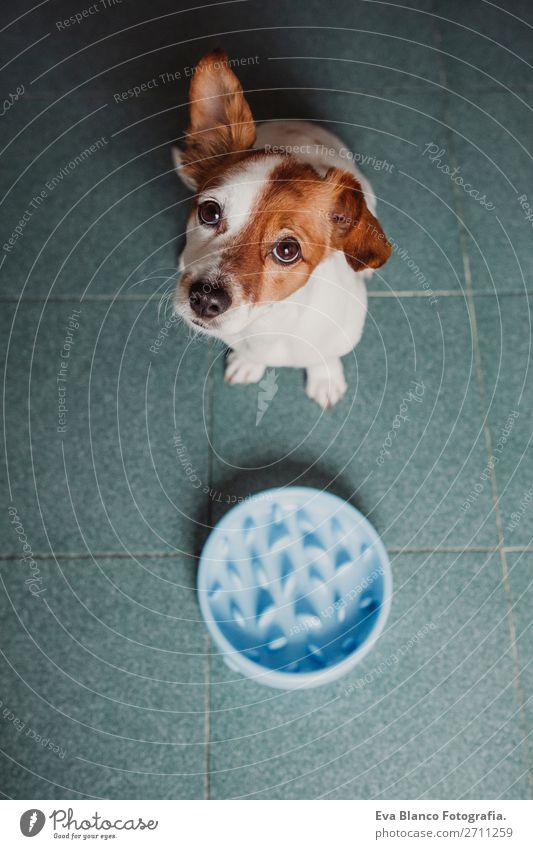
[[464, 250, 533, 797], [443, 100, 533, 795], [433, 12, 533, 792], [203, 636, 212, 801], [3, 546, 533, 562], [366, 291, 531, 299], [502, 547, 533, 554], [202, 343, 218, 801], [1, 291, 533, 304], [0, 550, 201, 561]]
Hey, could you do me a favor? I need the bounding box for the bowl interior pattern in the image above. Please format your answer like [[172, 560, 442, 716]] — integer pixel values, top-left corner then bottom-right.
[[198, 488, 391, 683]]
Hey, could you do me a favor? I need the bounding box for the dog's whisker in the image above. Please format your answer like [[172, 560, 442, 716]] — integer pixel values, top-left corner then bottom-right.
[[157, 292, 167, 323], [157, 288, 175, 323]]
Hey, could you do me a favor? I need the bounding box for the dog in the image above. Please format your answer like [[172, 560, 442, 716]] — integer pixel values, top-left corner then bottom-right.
[[172, 50, 391, 409]]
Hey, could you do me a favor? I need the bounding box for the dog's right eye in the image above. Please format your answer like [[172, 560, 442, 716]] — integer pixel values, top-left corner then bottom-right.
[[198, 200, 222, 226]]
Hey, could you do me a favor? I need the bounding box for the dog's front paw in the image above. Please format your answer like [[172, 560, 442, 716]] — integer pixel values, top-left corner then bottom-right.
[[306, 360, 347, 410], [225, 351, 266, 385]]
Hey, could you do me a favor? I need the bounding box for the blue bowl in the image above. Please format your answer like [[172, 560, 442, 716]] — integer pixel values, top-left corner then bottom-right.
[[197, 486, 392, 689]]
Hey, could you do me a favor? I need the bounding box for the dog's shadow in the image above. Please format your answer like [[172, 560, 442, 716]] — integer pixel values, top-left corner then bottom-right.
[[192, 458, 370, 567]]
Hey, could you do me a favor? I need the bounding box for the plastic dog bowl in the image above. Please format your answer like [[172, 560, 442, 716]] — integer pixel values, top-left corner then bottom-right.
[[197, 486, 392, 689]]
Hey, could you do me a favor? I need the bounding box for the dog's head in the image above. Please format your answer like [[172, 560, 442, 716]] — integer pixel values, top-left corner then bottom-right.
[[173, 50, 391, 336]]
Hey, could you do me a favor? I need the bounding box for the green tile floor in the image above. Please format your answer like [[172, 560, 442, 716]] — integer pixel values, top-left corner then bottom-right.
[[1, 0, 532, 799]]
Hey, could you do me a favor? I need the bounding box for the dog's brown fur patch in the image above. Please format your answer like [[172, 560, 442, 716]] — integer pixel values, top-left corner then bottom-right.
[[219, 159, 328, 302], [216, 159, 391, 303], [324, 168, 392, 271]]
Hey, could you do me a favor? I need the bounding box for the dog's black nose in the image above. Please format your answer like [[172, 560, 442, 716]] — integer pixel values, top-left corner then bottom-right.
[[189, 281, 231, 319]]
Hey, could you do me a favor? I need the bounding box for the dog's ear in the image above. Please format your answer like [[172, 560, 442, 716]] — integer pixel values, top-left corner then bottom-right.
[[171, 145, 199, 190], [324, 168, 391, 270], [172, 49, 256, 190]]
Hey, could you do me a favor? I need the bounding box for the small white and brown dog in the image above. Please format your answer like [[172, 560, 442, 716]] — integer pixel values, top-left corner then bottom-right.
[[173, 50, 391, 409]]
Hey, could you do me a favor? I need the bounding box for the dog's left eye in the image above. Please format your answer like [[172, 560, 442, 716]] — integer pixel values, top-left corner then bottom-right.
[[272, 237, 301, 264], [198, 200, 222, 226]]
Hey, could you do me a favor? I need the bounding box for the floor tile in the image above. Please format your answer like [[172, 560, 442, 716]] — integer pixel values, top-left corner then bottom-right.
[[437, 0, 533, 101], [507, 550, 533, 790], [1, 300, 213, 556], [347, 93, 464, 294], [207, 551, 529, 799], [209, 296, 498, 549], [0, 555, 206, 798], [443, 94, 533, 292], [0, 96, 187, 299], [475, 296, 533, 547]]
